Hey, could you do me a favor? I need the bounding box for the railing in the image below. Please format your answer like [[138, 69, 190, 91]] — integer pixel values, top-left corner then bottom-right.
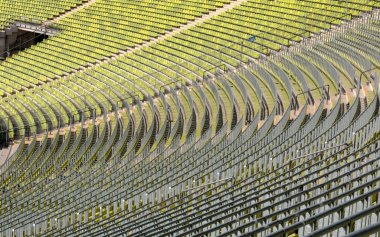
[[136, 95, 156, 155], [218, 75, 235, 130], [304, 49, 340, 87], [97, 104, 120, 160], [164, 88, 182, 146], [14, 21, 61, 35], [193, 83, 208, 135], [122, 100, 143, 162], [0, 137, 25, 175], [149, 92, 168, 151], [110, 100, 133, 158], [352, 72, 379, 146], [182, 85, 196, 138]]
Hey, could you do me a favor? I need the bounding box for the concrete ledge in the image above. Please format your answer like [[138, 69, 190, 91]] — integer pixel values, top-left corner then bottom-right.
[[14, 21, 61, 36]]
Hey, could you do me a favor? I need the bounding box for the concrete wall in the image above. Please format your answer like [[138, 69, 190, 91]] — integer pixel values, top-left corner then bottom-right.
[[0, 25, 18, 59], [6, 25, 18, 46], [0, 26, 41, 58], [0, 31, 6, 59]]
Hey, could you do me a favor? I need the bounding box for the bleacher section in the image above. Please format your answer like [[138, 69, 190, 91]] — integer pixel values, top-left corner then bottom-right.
[[0, 0, 379, 236], [0, 0, 87, 29]]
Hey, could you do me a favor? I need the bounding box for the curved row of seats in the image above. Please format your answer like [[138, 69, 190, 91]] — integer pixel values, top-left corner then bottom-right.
[[0, 0, 87, 29]]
